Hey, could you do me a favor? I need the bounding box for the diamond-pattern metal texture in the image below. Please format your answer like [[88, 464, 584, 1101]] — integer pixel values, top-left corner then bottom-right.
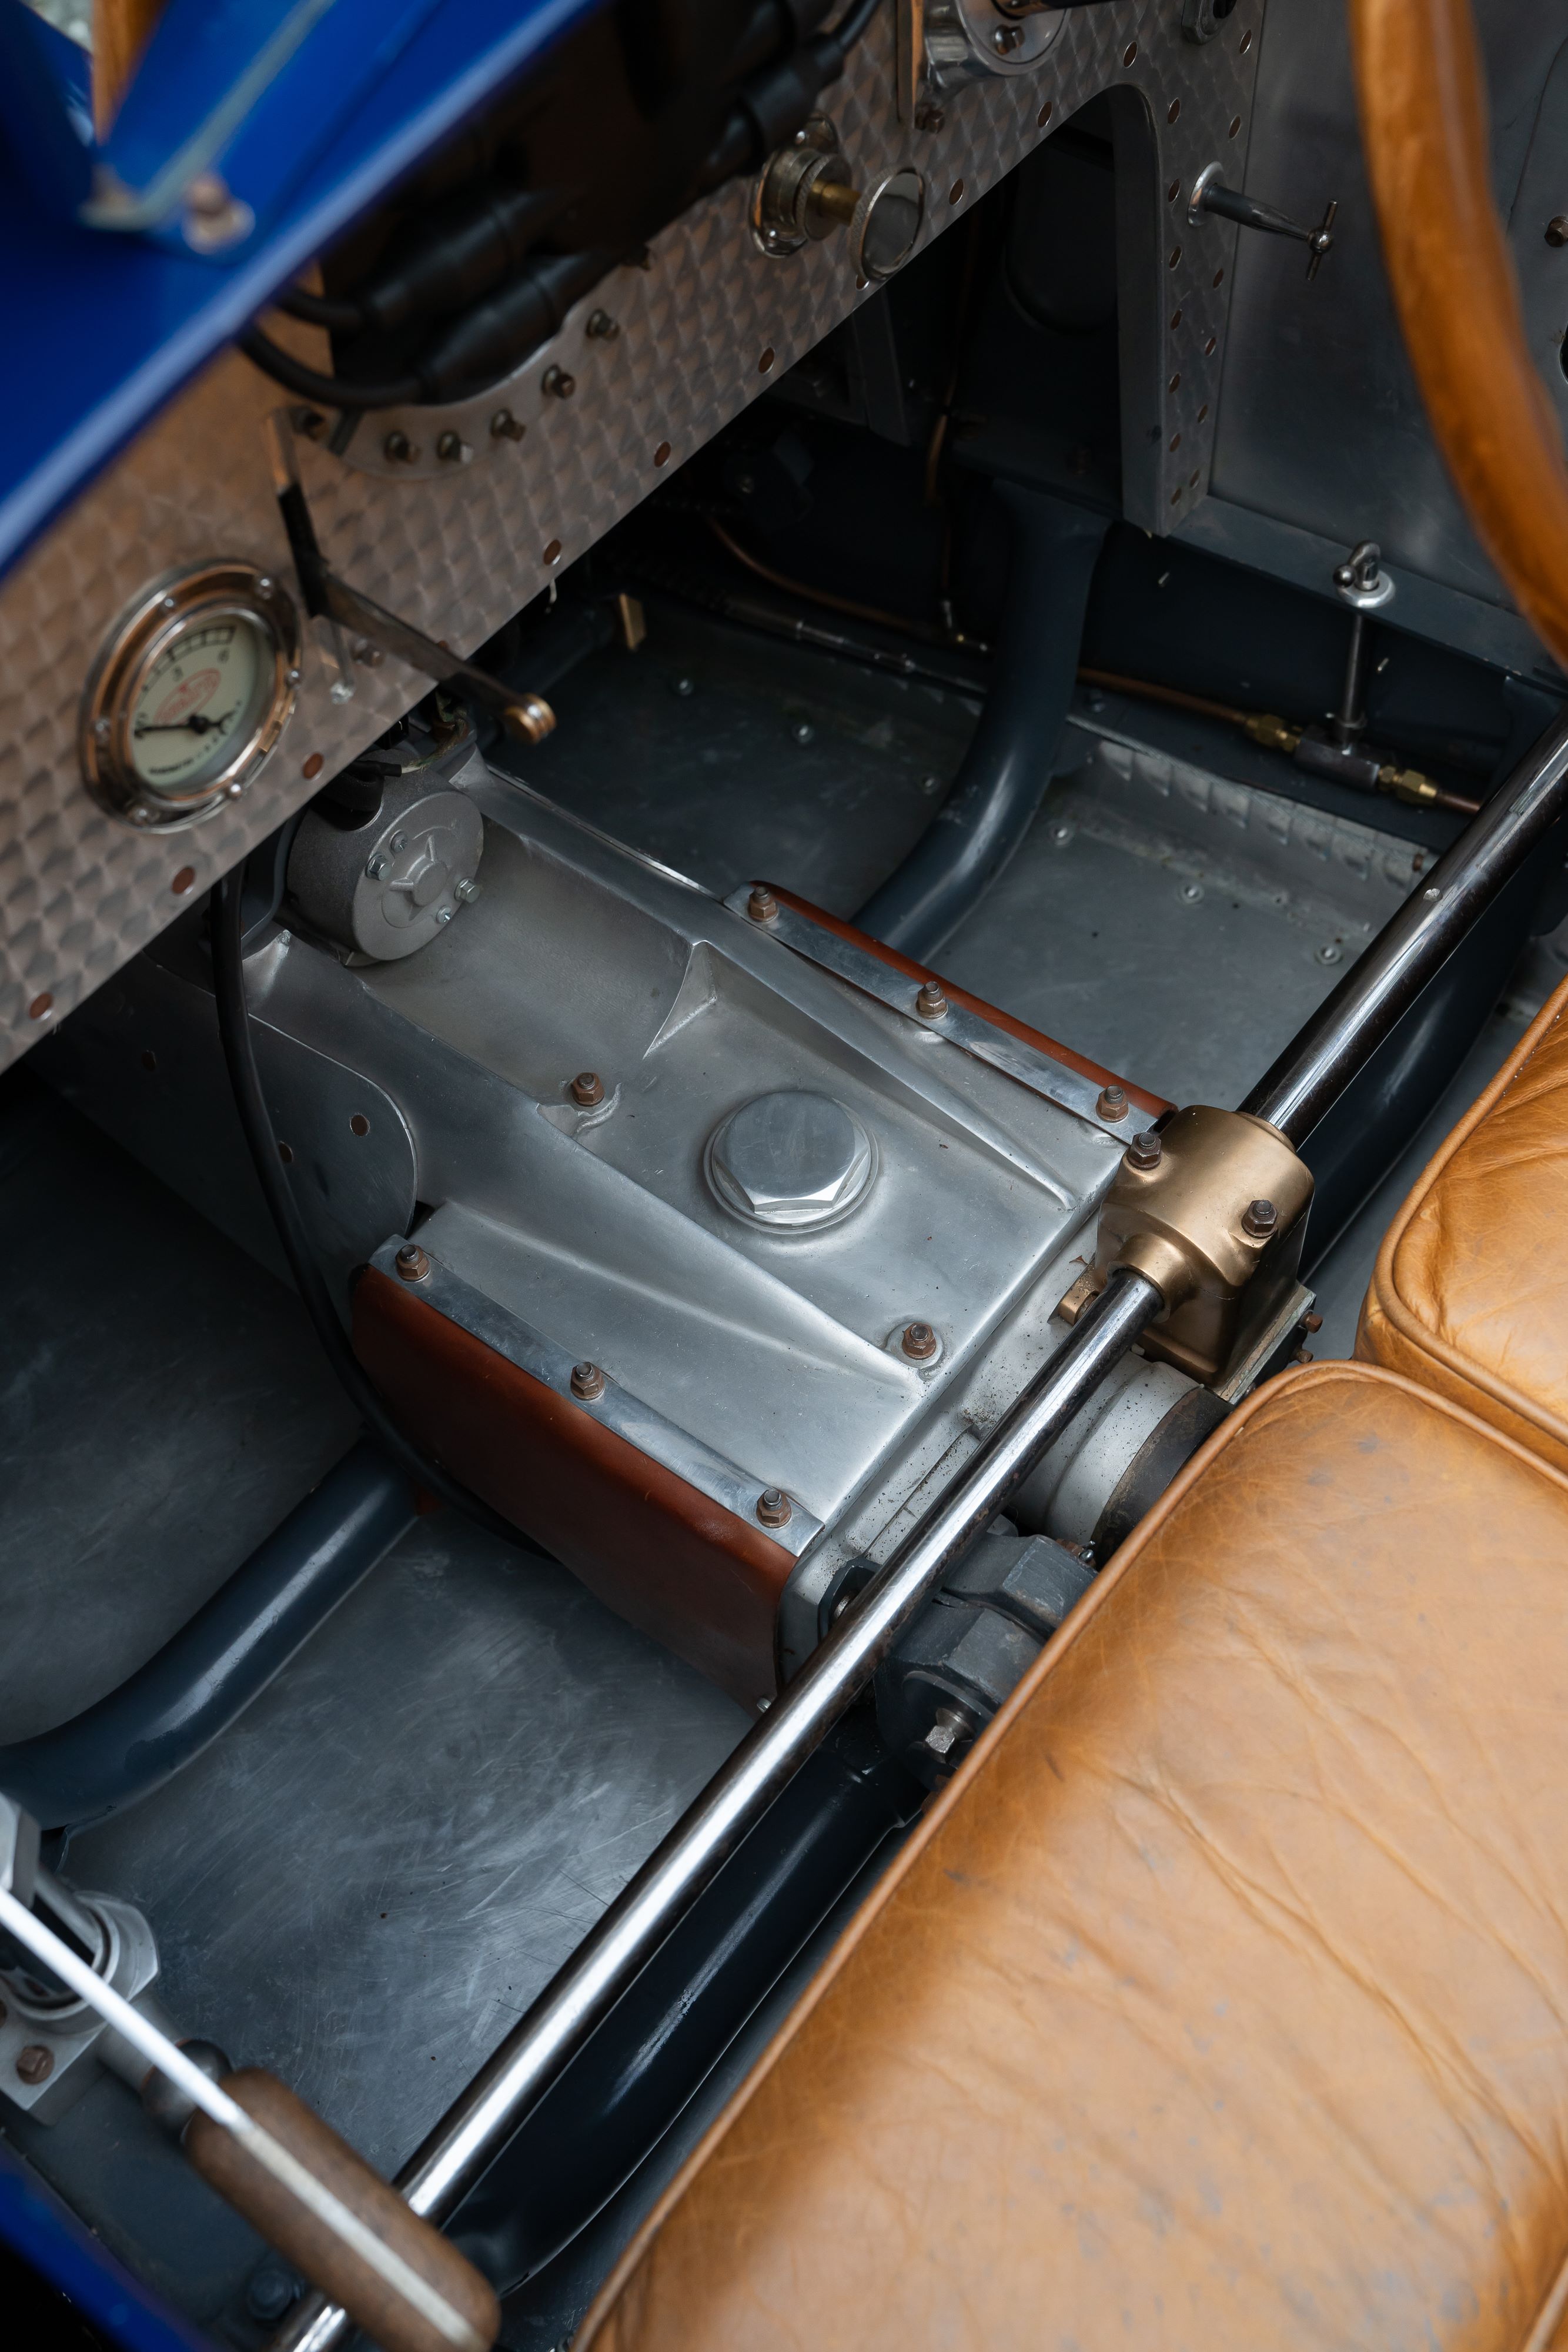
[[0, 1, 1259, 1068]]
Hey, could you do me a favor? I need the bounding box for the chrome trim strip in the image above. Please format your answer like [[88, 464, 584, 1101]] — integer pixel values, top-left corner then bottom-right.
[[724, 890, 1138, 1139]]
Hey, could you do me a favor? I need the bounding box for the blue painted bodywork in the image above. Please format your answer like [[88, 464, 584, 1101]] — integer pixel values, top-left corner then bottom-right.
[[0, 2135, 218, 2352], [0, 0, 601, 582]]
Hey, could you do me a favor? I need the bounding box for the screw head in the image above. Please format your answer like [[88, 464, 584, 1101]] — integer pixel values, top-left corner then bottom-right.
[[992, 21, 1025, 50], [915, 980, 949, 1020], [389, 832, 407, 853], [1096, 1084, 1129, 1122], [15, 2046, 53, 2086], [793, 721, 815, 744], [490, 409, 526, 441], [1316, 941, 1344, 964], [671, 675, 696, 697], [436, 431, 472, 465], [1548, 216, 1568, 247], [914, 101, 945, 131], [571, 1361, 606, 1401], [1127, 1130, 1163, 1171], [901, 1320, 938, 1361], [756, 1486, 793, 1528], [383, 432, 417, 465], [352, 640, 385, 667], [747, 886, 779, 923], [394, 1243, 430, 1283], [586, 309, 620, 340], [570, 1071, 606, 1107], [543, 365, 576, 399], [1242, 1197, 1278, 1239]]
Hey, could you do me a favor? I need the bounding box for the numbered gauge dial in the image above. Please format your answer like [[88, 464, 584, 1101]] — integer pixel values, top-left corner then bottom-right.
[[81, 562, 301, 831]]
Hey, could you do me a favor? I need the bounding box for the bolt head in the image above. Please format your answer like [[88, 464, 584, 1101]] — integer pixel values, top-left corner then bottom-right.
[[543, 366, 577, 398], [794, 721, 815, 744], [709, 1091, 876, 1230], [1127, 1130, 1163, 1170], [454, 877, 480, 904], [366, 854, 387, 880], [1096, 1084, 1129, 1122], [15, 2046, 53, 2086], [571, 1361, 606, 1401], [570, 1071, 606, 1107], [672, 675, 697, 698], [915, 980, 949, 1020], [901, 1320, 938, 1361], [1548, 216, 1568, 248], [756, 1485, 793, 1528], [394, 1242, 430, 1282], [992, 21, 1024, 50], [747, 885, 778, 923], [491, 409, 526, 441], [924, 1702, 975, 1760], [389, 832, 406, 853], [1243, 1197, 1278, 1238]]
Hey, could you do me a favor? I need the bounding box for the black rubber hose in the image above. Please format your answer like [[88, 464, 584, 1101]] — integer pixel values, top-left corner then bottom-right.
[[210, 870, 534, 1549], [277, 288, 366, 334], [447, 1712, 921, 2293], [238, 328, 423, 412], [853, 485, 1110, 961], [0, 1443, 415, 1833]]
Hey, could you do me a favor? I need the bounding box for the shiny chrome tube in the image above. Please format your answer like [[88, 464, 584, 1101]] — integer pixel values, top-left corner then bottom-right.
[[273, 1264, 1162, 2352], [1241, 709, 1568, 1147]]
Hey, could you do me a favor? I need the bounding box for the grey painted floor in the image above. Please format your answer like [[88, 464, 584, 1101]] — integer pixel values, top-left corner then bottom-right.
[[0, 598, 1550, 2346]]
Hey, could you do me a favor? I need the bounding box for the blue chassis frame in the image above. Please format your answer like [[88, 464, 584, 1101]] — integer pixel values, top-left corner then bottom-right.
[[0, 0, 600, 584]]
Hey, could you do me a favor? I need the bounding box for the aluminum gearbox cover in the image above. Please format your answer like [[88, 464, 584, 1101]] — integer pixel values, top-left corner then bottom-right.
[[287, 747, 485, 962]]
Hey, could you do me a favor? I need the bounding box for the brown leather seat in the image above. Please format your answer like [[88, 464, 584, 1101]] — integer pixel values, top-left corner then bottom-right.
[[578, 1362, 1568, 2352], [1359, 974, 1568, 1471]]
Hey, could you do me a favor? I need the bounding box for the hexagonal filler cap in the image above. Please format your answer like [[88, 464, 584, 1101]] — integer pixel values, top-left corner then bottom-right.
[[706, 1091, 878, 1232]]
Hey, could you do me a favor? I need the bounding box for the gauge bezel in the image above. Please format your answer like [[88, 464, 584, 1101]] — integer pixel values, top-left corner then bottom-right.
[[79, 560, 302, 832]]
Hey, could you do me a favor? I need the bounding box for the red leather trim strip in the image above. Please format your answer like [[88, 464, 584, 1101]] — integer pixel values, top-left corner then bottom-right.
[[353, 1267, 792, 1708], [763, 886, 1170, 1118]]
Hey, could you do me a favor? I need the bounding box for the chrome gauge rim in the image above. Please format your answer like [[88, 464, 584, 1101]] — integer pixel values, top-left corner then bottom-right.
[[79, 560, 302, 833]]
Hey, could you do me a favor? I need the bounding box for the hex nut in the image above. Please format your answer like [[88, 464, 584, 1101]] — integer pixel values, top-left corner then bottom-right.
[[915, 980, 949, 1020], [15, 2046, 53, 2086], [570, 1071, 606, 1107], [571, 1362, 606, 1401], [1242, 1196, 1278, 1238], [394, 1243, 430, 1283], [1096, 1084, 1129, 1122], [1127, 1130, 1163, 1171], [707, 1092, 877, 1231], [756, 1486, 793, 1528], [1548, 216, 1568, 247], [901, 1321, 938, 1361], [747, 886, 778, 923]]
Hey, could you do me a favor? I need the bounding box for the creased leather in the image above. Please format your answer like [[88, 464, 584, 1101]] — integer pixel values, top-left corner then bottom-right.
[[1358, 977, 1568, 1469], [578, 1364, 1568, 2352]]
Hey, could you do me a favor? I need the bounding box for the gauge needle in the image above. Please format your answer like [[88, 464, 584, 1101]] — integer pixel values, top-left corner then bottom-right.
[[133, 708, 236, 737]]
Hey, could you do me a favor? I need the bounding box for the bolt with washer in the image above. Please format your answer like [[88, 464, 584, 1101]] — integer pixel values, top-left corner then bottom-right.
[[747, 886, 779, 924], [901, 1320, 938, 1361], [570, 1071, 606, 1107], [1242, 1197, 1278, 1240], [571, 1362, 606, 1401], [1096, 1084, 1129, 1122], [756, 1486, 793, 1529], [915, 980, 949, 1021], [1126, 1130, 1163, 1170], [394, 1243, 430, 1283]]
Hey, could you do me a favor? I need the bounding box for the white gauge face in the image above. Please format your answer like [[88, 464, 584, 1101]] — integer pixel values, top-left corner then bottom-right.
[[129, 612, 270, 795], [81, 562, 301, 833]]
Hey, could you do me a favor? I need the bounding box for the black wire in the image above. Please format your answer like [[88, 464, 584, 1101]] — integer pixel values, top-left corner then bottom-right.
[[239, 326, 423, 413], [210, 871, 541, 1551], [277, 286, 366, 335], [827, 0, 882, 46]]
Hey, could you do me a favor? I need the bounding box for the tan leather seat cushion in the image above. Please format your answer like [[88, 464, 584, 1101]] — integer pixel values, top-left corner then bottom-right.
[[579, 1364, 1568, 2352], [1359, 975, 1568, 1469]]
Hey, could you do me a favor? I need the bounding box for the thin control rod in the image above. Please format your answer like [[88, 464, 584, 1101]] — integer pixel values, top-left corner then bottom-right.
[[272, 1265, 1163, 2352], [0, 1887, 486, 2352], [1241, 707, 1568, 1146]]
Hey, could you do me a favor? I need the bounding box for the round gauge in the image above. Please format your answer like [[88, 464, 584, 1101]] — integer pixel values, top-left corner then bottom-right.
[[81, 561, 302, 831]]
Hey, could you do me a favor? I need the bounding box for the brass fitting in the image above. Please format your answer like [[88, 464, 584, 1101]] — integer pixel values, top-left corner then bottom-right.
[[1241, 712, 1302, 757], [1076, 1105, 1314, 1382]]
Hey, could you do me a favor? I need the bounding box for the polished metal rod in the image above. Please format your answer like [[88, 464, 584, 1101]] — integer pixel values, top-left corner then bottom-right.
[[1241, 708, 1568, 1146], [273, 1265, 1162, 2352]]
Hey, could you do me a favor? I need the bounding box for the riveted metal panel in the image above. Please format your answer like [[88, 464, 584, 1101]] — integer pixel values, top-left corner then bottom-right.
[[0, 0, 1259, 1067]]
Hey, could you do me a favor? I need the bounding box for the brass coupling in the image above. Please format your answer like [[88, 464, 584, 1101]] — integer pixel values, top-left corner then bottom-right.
[[1074, 1106, 1314, 1383]]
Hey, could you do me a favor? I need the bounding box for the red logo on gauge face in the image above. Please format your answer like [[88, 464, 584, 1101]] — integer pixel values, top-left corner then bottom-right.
[[152, 668, 222, 724]]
